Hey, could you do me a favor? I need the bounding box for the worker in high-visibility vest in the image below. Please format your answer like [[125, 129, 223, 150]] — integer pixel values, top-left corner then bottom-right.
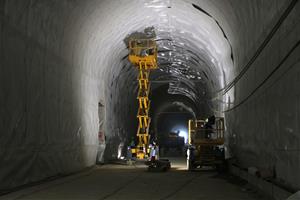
[[149, 141, 159, 161], [149, 144, 155, 161]]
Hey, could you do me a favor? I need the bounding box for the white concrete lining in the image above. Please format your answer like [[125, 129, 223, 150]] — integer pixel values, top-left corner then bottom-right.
[[0, 0, 299, 192]]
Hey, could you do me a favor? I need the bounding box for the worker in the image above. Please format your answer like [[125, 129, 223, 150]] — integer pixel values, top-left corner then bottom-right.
[[204, 115, 215, 139], [149, 144, 155, 161], [187, 144, 195, 169], [126, 137, 135, 160], [129, 137, 135, 147], [140, 49, 148, 57], [153, 141, 159, 160], [127, 146, 132, 160]]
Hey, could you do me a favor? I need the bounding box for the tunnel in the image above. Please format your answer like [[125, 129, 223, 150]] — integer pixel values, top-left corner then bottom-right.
[[0, 0, 300, 199]]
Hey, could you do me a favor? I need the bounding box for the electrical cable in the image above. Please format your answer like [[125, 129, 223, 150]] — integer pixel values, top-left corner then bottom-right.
[[216, 0, 298, 95], [223, 40, 300, 113]]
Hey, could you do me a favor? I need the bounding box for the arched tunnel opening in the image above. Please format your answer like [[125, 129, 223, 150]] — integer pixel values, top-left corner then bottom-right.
[[1, 0, 300, 199]]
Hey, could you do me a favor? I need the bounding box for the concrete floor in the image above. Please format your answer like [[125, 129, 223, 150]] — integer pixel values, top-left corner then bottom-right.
[[1, 158, 269, 200]]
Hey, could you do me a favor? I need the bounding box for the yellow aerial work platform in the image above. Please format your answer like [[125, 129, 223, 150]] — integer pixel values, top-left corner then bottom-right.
[[128, 38, 158, 159], [187, 117, 225, 171]]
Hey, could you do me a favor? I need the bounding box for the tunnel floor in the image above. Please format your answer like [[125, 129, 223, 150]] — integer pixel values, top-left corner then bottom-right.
[[1, 158, 270, 200]]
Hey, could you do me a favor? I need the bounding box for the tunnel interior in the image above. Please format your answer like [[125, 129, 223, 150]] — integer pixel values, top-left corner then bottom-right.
[[1, 0, 299, 193]]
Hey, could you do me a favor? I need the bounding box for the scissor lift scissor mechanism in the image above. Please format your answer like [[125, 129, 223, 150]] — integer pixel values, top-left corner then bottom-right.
[[128, 38, 158, 159]]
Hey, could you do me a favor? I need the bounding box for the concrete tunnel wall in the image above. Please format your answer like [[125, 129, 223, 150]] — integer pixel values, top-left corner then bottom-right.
[[0, 0, 299, 191]]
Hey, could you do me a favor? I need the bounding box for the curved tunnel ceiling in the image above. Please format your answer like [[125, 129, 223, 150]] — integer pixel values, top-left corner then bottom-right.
[[67, 0, 286, 123], [60, 0, 288, 161], [74, 0, 235, 108]]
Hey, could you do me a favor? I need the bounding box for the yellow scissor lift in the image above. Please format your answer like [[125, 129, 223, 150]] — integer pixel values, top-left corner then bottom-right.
[[128, 38, 158, 159], [187, 117, 225, 171]]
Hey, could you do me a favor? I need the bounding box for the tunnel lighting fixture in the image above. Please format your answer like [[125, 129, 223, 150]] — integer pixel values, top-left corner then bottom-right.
[[178, 130, 188, 143], [171, 126, 188, 144]]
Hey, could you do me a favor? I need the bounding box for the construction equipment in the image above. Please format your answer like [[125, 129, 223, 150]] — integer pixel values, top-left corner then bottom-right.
[[159, 131, 185, 156], [187, 116, 225, 171], [128, 38, 158, 159], [145, 159, 171, 172]]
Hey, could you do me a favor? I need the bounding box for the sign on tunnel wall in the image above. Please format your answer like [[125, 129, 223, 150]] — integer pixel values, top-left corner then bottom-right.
[[97, 101, 106, 164]]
